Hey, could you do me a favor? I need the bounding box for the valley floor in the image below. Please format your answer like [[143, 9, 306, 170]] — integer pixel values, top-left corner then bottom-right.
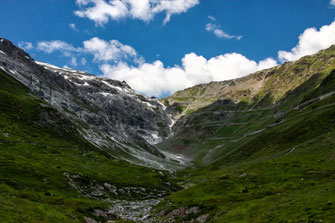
[[152, 90, 335, 222]]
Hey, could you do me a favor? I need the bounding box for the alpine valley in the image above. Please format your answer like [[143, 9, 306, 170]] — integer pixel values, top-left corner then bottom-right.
[[1, 37, 335, 222]]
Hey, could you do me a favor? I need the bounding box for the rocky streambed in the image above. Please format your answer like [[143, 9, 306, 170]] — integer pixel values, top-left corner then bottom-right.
[[108, 199, 162, 222]]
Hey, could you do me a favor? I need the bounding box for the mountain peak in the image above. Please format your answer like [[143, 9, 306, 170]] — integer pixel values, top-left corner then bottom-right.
[[0, 37, 33, 62], [0, 38, 186, 171]]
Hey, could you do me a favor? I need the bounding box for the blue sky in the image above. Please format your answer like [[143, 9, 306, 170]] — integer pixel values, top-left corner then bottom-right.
[[1, 0, 335, 97]]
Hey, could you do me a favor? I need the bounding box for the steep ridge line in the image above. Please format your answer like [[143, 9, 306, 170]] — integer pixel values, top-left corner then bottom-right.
[[0, 37, 187, 171]]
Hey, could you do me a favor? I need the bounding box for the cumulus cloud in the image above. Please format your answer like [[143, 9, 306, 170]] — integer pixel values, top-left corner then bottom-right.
[[37, 40, 78, 54], [70, 57, 78, 67], [37, 37, 140, 64], [83, 37, 139, 63], [100, 53, 277, 97], [81, 58, 87, 65], [74, 0, 199, 26], [331, 0, 335, 6], [278, 21, 335, 62], [208, 15, 216, 21], [18, 41, 33, 51], [69, 23, 79, 31], [206, 22, 242, 40], [36, 37, 278, 97]]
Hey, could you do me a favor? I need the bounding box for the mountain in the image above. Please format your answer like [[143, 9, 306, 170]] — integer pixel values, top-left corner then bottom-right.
[[158, 45, 335, 165], [0, 38, 188, 171], [162, 45, 335, 118], [0, 64, 183, 222], [1, 37, 335, 222], [151, 46, 335, 222], [0, 38, 189, 222]]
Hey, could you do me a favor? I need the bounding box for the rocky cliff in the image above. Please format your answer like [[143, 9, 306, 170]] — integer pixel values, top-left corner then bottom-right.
[[0, 38, 186, 170]]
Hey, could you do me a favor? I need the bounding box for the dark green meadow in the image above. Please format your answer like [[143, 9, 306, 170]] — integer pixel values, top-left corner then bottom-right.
[[0, 70, 178, 222]]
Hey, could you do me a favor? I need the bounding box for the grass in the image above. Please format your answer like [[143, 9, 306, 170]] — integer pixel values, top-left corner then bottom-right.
[[2, 45, 335, 222], [153, 47, 335, 222], [154, 95, 335, 222], [0, 70, 179, 222]]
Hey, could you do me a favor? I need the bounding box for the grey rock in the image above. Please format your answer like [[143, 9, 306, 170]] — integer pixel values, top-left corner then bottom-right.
[[0, 38, 188, 170]]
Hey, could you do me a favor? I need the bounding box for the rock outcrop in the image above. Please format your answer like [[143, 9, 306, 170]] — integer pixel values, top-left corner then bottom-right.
[[0, 38, 183, 170]]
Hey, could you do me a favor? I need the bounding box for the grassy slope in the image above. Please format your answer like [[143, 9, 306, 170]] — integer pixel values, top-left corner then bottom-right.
[[0, 70, 178, 223], [154, 89, 335, 222], [163, 45, 335, 116], [153, 47, 335, 222], [158, 46, 335, 166], [2, 45, 335, 222]]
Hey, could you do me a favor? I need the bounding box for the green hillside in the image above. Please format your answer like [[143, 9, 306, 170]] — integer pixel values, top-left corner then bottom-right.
[[158, 45, 335, 165], [0, 70, 179, 222], [151, 47, 335, 222], [154, 91, 335, 222], [2, 44, 335, 222]]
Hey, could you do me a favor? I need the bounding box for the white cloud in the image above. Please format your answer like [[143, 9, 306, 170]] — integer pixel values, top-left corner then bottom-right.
[[151, 0, 200, 25], [37, 40, 78, 54], [37, 37, 139, 64], [127, 0, 154, 21], [278, 21, 335, 62], [69, 23, 79, 31], [70, 57, 78, 67], [208, 15, 216, 21], [100, 53, 277, 97], [18, 41, 33, 51], [330, 0, 335, 6], [81, 58, 87, 65], [83, 37, 139, 63], [206, 23, 242, 40], [74, 0, 128, 26], [36, 37, 278, 97], [74, 0, 199, 26]]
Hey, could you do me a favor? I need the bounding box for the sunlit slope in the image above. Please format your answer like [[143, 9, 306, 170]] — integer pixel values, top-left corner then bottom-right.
[[159, 45, 335, 165], [153, 71, 335, 222]]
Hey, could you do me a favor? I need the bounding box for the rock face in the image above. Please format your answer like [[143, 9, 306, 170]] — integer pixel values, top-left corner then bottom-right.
[[0, 38, 182, 170]]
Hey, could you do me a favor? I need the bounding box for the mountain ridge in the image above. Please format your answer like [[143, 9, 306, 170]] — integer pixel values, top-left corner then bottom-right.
[[1, 37, 335, 222], [161, 45, 335, 120], [158, 44, 335, 165], [0, 37, 188, 171]]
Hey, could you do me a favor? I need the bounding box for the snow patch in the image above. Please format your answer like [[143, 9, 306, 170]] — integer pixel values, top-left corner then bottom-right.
[[168, 114, 176, 128], [99, 92, 115, 97], [141, 101, 156, 109], [9, 69, 17, 75], [157, 101, 166, 110], [134, 98, 157, 110], [140, 130, 162, 145], [102, 80, 115, 89], [36, 61, 89, 77], [0, 50, 6, 55], [36, 61, 61, 70], [102, 80, 131, 93], [76, 75, 96, 81]]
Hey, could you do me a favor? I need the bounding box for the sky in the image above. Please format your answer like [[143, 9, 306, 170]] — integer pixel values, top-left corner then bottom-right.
[[1, 0, 335, 97]]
